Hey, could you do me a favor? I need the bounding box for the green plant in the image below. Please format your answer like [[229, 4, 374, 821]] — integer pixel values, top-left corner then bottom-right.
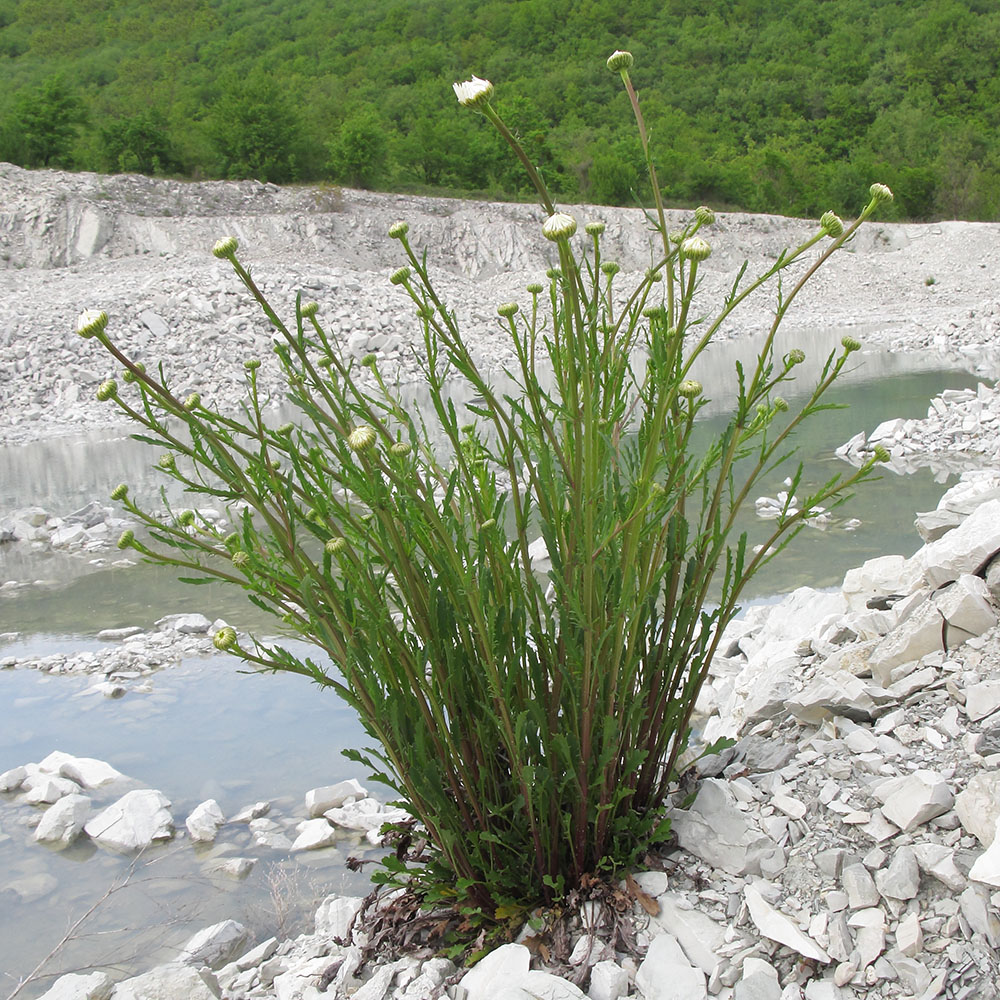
[[80, 53, 891, 928]]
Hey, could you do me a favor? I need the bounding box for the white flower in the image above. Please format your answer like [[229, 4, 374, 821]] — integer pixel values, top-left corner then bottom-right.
[[453, 76, 494, 109], [76, 309, 108, 339], [542, 213, 578, 241]]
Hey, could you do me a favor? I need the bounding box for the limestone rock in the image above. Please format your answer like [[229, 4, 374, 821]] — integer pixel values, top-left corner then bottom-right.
[[877, 770, 954, 832], [634, 933, 707, 1000], [588, 961, 629, 1000], [304, 778, 367, 817], [186, 799, 226, 842], [315, 894, 365, 941], [38, 972, 113, 1000], [110, 963, 220, 1000], [913, 499, 1000, 588], [458, 944, 531, 1000], [178, 920, 247, 970], [969, 816, 1000, 888], [650, 892, 726, 977], [84, 789, 174, 851], [291, 817, 338, 851], [874, 846, 920, 900], [34, 793, 91, 846], [955, 771, 1000, 846], [57, 755, 125, 789], [743, 882, 830, 962]]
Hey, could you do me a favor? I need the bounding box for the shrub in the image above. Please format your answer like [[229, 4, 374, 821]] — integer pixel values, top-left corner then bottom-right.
[[81, 52, 891, 937]]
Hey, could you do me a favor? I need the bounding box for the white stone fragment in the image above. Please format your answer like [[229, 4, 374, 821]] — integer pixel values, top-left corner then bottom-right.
[[650, 892, 726, 976], [185, 799, 226, 842], [177, 919, 247, 969], [874, 846, 920, 900], [315, 894, 365, 941], [588, 960, 629, 1000], [0, 765, 27, 791], [634, 933, 707, 1000], [743, 882, 830, 962], [955, 771, 1000, 846], [964, 680, 1000, 722], [879, 770, 954, 832], [37, 972, 113, 1000], [913, 499, 1000, 588], [304, 778, 368, 816], [910, 843, 967, 891], [896, 912, 923, 957], [291, 817, 339, 851], [458, 943, 531, 1000], [842, 863, 880, 909], [84, 788, 174, 851], [969, 815, 1000, 888], [57, 755, 125, 789], [34, 793, 91, 846], [111, 963, 219, 1000]]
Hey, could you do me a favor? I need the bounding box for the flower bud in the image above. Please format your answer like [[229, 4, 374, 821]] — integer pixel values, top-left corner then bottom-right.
[[388, 221, 409, 239], [117, 529, 135, 550], [76, 309, 108, 339], [601, 261, 621, 277], [277, 422, 294, 436], [300, 301, 319, 318], [668, 230, 686, 245], [773, 397, 789, 412], [390, 441, 413, 458], [111, 483, 128, 501], [480, 518, 496, 530], [694, 205, 715, 226], [361, 353, 378, 368], [158, 453, 176, 471], [678, 379, 702, 398], [873, 444, 891, 463], [184, 392, 201, 410], [122, 362, 145, 383], [786, 348, 806, 366], [453, 76, 494, 108], [390, 266, 411, 286], [642, 305, 667, 321], [546, 268, 562, 281], [213, 626, 238, 651], [347, 425, 377, 453], [869, 183, 893, 205], [325, 536, 347, 555], [542, 213, 577, 241], [231, 551, 249, 568], [645, 268, 663, 283], [607, 50, 634, 72], [526, 282, 543, 295], [244, 358, 261, 371], [820, 211, 844, 238], [681, 237, 711, 262], [497, 302, 519, 318], [585, 221, 606, 236], [177, 509, 196, 527], [97, 379, 118, 402], [841, 336, 862, 353], [212, 236, 238, 259]]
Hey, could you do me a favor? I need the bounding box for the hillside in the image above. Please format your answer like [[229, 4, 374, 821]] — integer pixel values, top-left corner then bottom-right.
[[0, 0, 998, 219]]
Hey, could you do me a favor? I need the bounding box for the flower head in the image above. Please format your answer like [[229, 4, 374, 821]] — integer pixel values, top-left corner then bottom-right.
[[645, 268, 663, 283], [117, 529, 135, 550], [841, 336, 862, 353], [773, 397, 789, 412], [97, 379, 118, 402], [122, 362, 145, 383], [390, 266, 411, 286], [212, 237, 238, 259], [388, 221, 409, 240], [786, 348, 806, 366], [873, 444, 891, 463], [546, 268, 562, 281], [601, 261, 621, 278], [213, 626, 238, 651], [678, 379, 703, 399], [300, 301, 319, 319], [820, 211, 844, 238], [607, 50, 634, 73], [694, 205, 715, 226], [158, 452, 176, 471], [542, 213, 577, 242], [76, 309, 108, 339], [184, 392, 201, 411], [681, 237, 712, 262], [231, 551, 249, 568], [361, 353, 378, 368], [453, 76, 494, 109], [325, 536, 347, 555], [585, 221, 606, 236], [526, 282, 543, 295], [497, 302, 519, 318], [389, 441, 412, 458], [347, 425, 377, 453], [244, 358, 261, 371], [110, 483, 128, 501], [869, 183, 894, 205]]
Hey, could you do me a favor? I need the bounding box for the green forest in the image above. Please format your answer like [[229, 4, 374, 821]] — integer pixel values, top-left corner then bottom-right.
[[1, 0, 998, 220]]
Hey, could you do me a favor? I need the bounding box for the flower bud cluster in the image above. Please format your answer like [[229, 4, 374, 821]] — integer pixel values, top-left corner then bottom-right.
[[869, 183, 893, 205], [388, 221, 409, 240], [585, 221, 606, 236], [301, 301, 319, 319]]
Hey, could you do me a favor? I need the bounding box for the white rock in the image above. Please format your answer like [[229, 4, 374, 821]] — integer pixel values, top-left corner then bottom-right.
[[784, 671, 880, 724], [743, 882, 830, 962], [210, 857, 255, 879], [58, 755, 125, 789], [0, 765, 27, 791], [913, 499, 1000, 588], [38, 972, 113, 1000], [896, 912, 923, 957], [84, 789, 174, 851], [955, 771, 1000, 846], [958, 883, 1000, 945], [186, 799, 226, 842], [634, 933, 707, 1000], [24, 774, 80, 804], [650, 891, 726, 977], [841, 863, 879, 909], [514, 972, 586, 999], [910, 842, 966, 891], [733, 967, 782, 1000], [3, 872, 58, 902], [588, 961, 629, 1000], [458, 944, 530, 1000], [178, 919, 247, 969], [879, 770, 954, 832], [34, 793, 91, 846], [842, 555, 920, 613], [969, 815, 1000, 888], [315, 894, 364, 941], [110, 963, 219, 1000], [291, 818, 338, 851], [964, 680, 1000, 723], [668, 779, 778, 876], [874, 846, 920, 900], [304, 778, 367, 816], [155, 612, 213, 633]]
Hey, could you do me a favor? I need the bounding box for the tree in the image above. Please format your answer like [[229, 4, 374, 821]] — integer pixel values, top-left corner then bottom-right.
[[326, 107, 388, 189], [99, 111, 178, 175], [6, 75, 86, 167], [208, 76, 300, 183]]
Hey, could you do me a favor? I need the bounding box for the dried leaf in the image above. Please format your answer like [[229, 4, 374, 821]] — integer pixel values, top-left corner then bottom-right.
[[626, 873, 660, 916]]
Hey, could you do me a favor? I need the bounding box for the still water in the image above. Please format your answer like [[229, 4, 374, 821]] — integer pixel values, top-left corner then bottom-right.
[[0, 329, 984, 994]]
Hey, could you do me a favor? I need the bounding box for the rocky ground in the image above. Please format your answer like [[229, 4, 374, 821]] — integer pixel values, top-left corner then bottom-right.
[[2, 162, 1000, 448], [3, 165, 1000, 1000]]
